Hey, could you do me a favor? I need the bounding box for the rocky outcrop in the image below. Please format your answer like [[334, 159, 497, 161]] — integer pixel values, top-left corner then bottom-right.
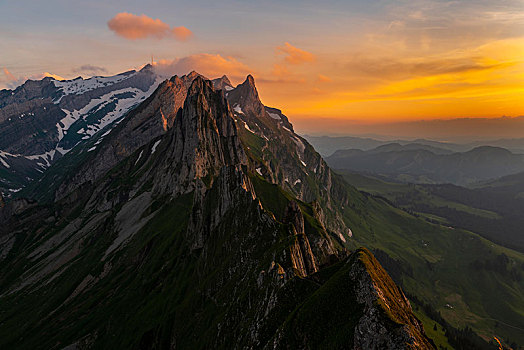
[[211, 75, 233, 91], [0, 98, 65, 154], [152, 76, 247, 197], [227, 74, 266, 117], [284, 201, 318, 276], [349, 248, 434, 350]]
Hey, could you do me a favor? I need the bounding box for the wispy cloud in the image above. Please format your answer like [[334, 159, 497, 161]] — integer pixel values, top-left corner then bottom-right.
[[73, 64, 108, 75], [3, 68, 16, 81], [276, 42, 315, 65], [107, 13, 192, 41]]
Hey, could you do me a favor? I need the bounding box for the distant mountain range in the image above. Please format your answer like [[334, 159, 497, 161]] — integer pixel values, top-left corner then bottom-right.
[[304, 135, 524, 157], [325, 143, 524, 186]]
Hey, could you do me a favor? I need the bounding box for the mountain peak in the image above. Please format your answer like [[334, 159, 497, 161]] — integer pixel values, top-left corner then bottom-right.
[[187, 70, 201, 79], [220, 74, 232, 85], [245, 74, 255, 86], [187, 74, 207, 92], [226, 74, 264, 117], [140, 63, 153, 72], [211, 75, 233, 91]]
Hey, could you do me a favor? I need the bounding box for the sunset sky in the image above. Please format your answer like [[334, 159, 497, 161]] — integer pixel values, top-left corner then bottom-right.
[[1, 0, 523, 136]]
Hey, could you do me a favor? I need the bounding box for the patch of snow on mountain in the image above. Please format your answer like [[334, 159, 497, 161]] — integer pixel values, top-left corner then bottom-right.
[[0, 150, 22, 168], [256, 167, 262, 176], [134, 150, 144, 166], [26, 149, 56, 167], [53, 72, 134, 97], [151, 140, 161, 154], [55, 77, 162, 154], [0, 156, 10, 168], [293, 179, 301, 186], [268, 112, 281, 120], [244, 122, 255, 133], [290, 134, 306, 165], [233, 104, 244, 114]]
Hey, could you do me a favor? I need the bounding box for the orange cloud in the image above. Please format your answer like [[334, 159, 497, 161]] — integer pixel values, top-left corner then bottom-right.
[[276, 42, 315, 65], [171, 26, 193, 41], [3, 68, 16, 81], [107, 12, 192, 41], [317, 74, 332, 83], [153, 53, 251, 82], [271, 63, 290, 77]]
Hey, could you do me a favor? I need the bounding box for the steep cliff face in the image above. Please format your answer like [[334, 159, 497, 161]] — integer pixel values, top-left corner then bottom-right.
[[270, 248, 433, 349], [0, 73, 432, 349], [222, 75, 352, 256], [284, 201, 319, 277], [349, 249, 432, 349]]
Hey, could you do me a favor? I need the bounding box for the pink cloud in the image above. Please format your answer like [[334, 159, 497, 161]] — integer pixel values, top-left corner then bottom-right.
[[107, 12, 192, 41], [276, 42, 315, 65]]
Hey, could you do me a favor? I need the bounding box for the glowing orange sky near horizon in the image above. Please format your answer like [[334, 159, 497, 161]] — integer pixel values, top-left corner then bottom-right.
[[254, 38, 524, 123]]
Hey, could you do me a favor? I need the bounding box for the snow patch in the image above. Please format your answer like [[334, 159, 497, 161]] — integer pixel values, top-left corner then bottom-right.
[[55, 76, 162, 156], [53, 73, 134, 98], [0, 156, 9, 168], [268, 112, 281, 120], [256, 167, 263, 176], [151, 140, 161, 154], [87, 146, 96, 152], [244, 122, 255, 133], [134, 150, 144, 165], [233, 104, 244, 114], [293, 179, 301, 186], [25, 149, 56, 167]]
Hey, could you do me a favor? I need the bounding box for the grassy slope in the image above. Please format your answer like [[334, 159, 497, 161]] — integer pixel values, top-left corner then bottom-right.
[[334, 172, 524, 346]]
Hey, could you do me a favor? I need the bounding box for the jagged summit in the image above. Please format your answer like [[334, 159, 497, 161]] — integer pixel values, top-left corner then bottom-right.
[[226, 74, 265, 117], [151, 76, 247, 196], [211, 74, 233, 92], [245, 74, 255, 85]]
